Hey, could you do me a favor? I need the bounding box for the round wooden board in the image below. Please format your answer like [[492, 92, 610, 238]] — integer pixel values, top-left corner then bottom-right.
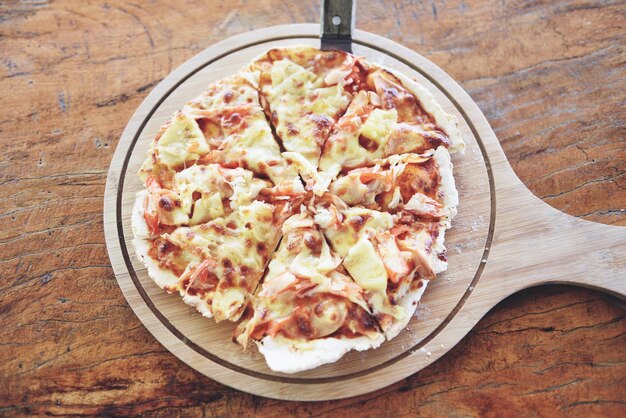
[[104, 24, 626, 401]]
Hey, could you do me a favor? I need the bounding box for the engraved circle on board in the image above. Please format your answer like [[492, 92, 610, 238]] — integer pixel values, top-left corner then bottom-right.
[[117, 37, 493, 380]]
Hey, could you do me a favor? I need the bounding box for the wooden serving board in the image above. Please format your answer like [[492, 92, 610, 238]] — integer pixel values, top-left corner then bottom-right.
[[103, 24, 626, 401]]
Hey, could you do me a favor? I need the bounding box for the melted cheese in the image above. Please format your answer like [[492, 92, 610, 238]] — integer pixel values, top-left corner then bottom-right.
[[239, 213, 379, 353], [149, 188, 190, 226], [317, 206, 404, 320], [145, 164, 270, 227], [155, 113, 210, 169], [388, 69, 465, 153], [388, 187, 402, 208], [283, 151, 330, 196], [178, 74, 294, 185], [212, 287, 247, 323], [328, 152, 448, 213], [319, 91, 397, 175], [270, 60, 319, 94], [360, 108, 397, 147], [266, 214, 341, 283], [291, 239, 341, 280], [162, 200, 281, 322], [321, 207, 394, 257], [328, 166, 388, 206], [309, 84, 350, 117], [189, 193, 224, 225], [266, 214, 362, 297], [190, 73, 259, 110], [226, 109, 297, 184], [265, 60, 350, 166], [176, 165, 266, 207]]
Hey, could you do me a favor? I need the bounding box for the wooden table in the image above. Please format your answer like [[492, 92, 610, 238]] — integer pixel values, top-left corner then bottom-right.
[[1, 0, 624, 415]]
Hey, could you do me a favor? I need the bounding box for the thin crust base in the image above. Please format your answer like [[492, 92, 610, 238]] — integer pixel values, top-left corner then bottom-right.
[[385, 280, 429, 340], [388, 68, 465, 154], [256, 334, 385, 374]]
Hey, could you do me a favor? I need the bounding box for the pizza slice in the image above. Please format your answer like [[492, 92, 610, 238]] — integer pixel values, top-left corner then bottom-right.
[[248, 45, 364, 166], [328, 146, 458, 224], [318, 66, 464, 190], [138, 163, 273, 235], [312, 164, 456, 340], [311, 199, 406, 337], [139, 73, 295, 187], [132, 170, 306, 322], [235, 212, 383, 373]]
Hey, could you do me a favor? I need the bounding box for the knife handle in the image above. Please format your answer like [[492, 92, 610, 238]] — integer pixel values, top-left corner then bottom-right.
[[321, 0, 355, 52]]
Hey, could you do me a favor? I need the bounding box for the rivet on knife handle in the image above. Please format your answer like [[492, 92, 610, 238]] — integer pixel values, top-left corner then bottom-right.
[[320, 0, 355, 53]]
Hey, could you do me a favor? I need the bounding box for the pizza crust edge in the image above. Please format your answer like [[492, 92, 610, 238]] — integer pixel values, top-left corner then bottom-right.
[[132, 190, 215, 318], [255, 333, 386, 374], [387, 67, 466, 154]]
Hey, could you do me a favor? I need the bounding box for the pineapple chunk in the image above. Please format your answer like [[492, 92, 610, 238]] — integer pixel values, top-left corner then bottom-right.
[[155, 114, 209, 168], [343, 237, 388, 293]]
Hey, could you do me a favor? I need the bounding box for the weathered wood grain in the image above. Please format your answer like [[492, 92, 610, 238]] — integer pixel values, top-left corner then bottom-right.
[[1, 0, 624, 416]]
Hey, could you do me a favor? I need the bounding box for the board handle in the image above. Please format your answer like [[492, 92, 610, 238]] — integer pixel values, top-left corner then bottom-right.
[[484, 156, 626, 299], [320, 0, 355, 52]]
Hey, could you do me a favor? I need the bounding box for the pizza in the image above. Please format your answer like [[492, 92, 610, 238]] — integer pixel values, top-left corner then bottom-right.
[[235, 212, 384, 373], [132, 45, 464, 373]]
